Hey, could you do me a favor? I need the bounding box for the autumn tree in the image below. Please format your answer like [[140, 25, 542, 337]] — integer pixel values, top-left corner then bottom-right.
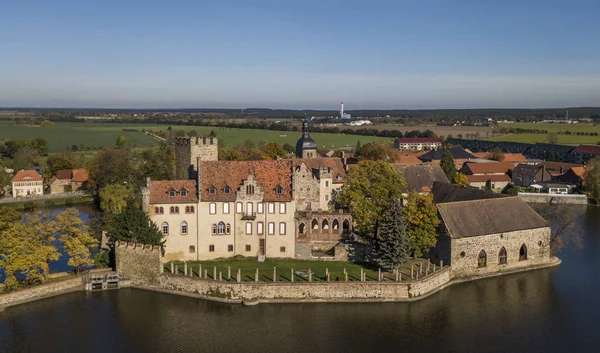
[[140, 144, 175, 181], [99, 184, 134, 214], [44, 152, 82, 179], [337, 160, 407, 238], [403, 192, 440, 257], [356, 141, 398, 162], [282, 143, 295, 154], [116, 136, 128, 148], [88, 148, 140, 189], [55, 208, 98, 273], [40, 120, 54, 127], [584, 157, 600, 204], [489, 148, 505, 162], [375, 199, 411, 269], [453, 173, 469, 186], [440, 151, 457, 182], [263, 142, 287, 159], [0, 168, 11, 198]]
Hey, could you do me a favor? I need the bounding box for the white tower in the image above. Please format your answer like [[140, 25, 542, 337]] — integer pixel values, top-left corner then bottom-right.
[[340, 102, 344, 117]]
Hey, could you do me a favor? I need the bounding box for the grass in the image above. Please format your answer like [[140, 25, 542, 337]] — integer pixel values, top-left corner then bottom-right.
[[494, 122, 600, 145], [165, 257, 437, 282]]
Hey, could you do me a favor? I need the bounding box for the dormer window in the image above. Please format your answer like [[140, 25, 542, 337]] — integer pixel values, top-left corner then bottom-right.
[[275, 185, 283, 195], [246, 185, 255, 195], [169, 189, 176, 197], [336, 175, 342, 181], [209, 186, 216, 194], [224, 186, 232, 194], [181, 189, 187, 197]]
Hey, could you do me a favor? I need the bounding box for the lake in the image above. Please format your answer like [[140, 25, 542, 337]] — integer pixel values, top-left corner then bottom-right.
[[0, 206, 599, 352]]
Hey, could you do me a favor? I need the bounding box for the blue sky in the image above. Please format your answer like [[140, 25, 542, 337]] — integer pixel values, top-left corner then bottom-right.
[[1, 0, 599, 109]]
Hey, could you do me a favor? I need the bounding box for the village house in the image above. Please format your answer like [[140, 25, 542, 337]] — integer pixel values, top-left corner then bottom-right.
[[459, 162, 514, 191], [418, 148, 477, 170], [557, 166, 585, 186], [12, 169, 43, 197], [395, 164, 448, 194], [511, 164, 552, 187], [570, 145, 600, 164], [48, 168, 89, 194], [394, 137, 442, 151]]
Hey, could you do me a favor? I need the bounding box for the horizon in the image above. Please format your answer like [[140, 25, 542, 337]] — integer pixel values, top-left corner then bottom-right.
[[2, 0, 600, 108]]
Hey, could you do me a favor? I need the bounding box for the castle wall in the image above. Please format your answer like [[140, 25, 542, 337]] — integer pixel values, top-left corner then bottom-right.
[[115, 241, 163, 285], [175, 137, 218, 179]]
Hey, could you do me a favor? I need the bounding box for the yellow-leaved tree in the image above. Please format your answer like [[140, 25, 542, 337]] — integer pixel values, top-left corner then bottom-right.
[[453, 173, 470, 187], [403, 192, 440, 258], [55, 208, 98, 274]]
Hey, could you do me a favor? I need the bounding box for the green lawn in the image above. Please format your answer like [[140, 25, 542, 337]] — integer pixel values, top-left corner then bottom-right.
[[165, 257, 437, 282]]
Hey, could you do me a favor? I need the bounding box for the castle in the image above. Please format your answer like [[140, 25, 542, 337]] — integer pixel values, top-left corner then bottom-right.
[[142, 121, 352, 261]]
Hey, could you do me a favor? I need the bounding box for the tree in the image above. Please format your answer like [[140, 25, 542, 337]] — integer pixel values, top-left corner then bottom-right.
[[502, 183, 520, 196], [375, 199, 411, 269], [548, 132, 559, 144], [88, 148, 139, 190], [403, 192, 440, 257], [355, 140, 361, 153], [99, 184, 133, 214], [489, 148, 505, 162], [187, 129, 198, 137], [485, 179, 493, 192], [55, 208, 98, 273], [40, 120, 54, 127], [337, 160, 407, 238], [116, 136, 128, 148], [263, 142, 287, 159], [440, 151, 457, 182], [209, 130, 217, 137], [10, 147, 39, 171], [140, 144, 175, 181], [106, 203, 165, 247], [532, 203, 582, 254], [0, 168, 11, 198], [584, 157, 600, 204], [282, 143, 295, 154], [453, 173, 469, 186], [44, 152, 81, 179], [355, 141, 397, 162]]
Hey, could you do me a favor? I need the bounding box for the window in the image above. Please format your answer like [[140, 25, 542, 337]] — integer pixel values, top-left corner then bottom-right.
[[228, 245, 234, 252], [299, 223, 306, 234], [275, 185, 283, 194], [218, 222, 225, 235], [279, 222, 286, 235], [154, 207, 160, 214], [499, 247, 507, 265], [245, 245, 251, 252], [322, 219, 329, 230], [209, 186, 216, 194], [170, 206, 175, 214], [246, 185, 255, 195], [279, 203, 286, 214], [169, 190, 175, 197], [519, 244, 528, 261], [162, 222, 169, 235], [209, 245, 215, 252], [185, 206, 190, 213], [209, 203, 216, 214], [181, 190, 187, 197], [223, 203, 230, 214], [212, 224, 217, 235], [247, 202, 253, 215], [189, 246, 195, 253], [246, 222, 252, 235], [181, 221, 188, 235], [268, 203, 275, 214], [478, 250, 487, 268], [224, 186, 232, 194], [190, 206, 195, 213], [236, 202, 243, 213], [174, 206, 179, 213], [159, 207, 164, 214], [226, 223, 231, 234], [325, 181, 329, 187], [258, 222, 264, 235], [268, 222, 275, 235], [280, 246, 286, 253], [257, 203, 264, 214]]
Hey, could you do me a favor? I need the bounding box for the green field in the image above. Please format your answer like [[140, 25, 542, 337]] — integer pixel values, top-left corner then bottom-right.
[[0, 122, 387, 153], [494, 122, 600, 145]]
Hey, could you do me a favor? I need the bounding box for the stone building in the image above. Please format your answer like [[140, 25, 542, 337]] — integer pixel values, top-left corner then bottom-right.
[[174, 136, 218, 179], [11, 169, 43, 197], [48, 168, 89, 194], [295, 120, 318, 158]]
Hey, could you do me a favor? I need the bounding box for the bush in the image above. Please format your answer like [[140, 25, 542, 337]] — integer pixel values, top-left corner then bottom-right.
[[94, 250, 110, 268]]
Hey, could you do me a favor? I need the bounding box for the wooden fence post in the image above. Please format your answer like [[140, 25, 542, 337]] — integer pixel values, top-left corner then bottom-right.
[[199, 264, 202, 277], [309, 268, 312, 282], [175, 264, 178, 275], [237, 268, 241, 283], [213, 266, 217, 280], [378, 268, 382, 282], [170, 261, 174, 274], [361, 268, 364, 282], [204, 269, 207, 279], [255, 268, 259, 282], [411, 265, 414, 279], [441, 260, 444, 268], [426, 262, 430, 275], [291, 268, 294, 282], [228, 266, 231, 281], [273, 267, 277, 282], [184, 262, 187, 276]]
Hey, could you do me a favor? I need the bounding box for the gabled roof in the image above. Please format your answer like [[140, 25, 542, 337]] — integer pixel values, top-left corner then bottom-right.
[[56, 170, 73, 180], [570, 166, 585, 178], [465, 174, 511, 183], [71, 169, 89, 182], [149, 180, 198, 204], [539, 161, 583, 172], [431, 181, 503, 204], [396, 164, 449, 192], [12, 169, 43, 182], [419, 148, 477, 162], [396, 155, 423, 165], [291, 158, 346, 183], [395, 137, 441, 143], [572, 144, 600, 155], [201, 160, 293, 201], [437, 197, 549, 238], [462, 162, 515, 175], [512, 164, 541, 177]]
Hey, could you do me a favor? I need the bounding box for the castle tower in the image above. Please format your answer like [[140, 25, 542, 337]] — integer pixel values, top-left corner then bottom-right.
[[295, 120, 318, 158], [175, 136, 218, 179]]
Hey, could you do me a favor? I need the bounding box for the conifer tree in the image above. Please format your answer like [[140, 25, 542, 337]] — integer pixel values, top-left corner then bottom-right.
[[376, 199, 411, 269], [440, 151, 457, 181], [106, 203, 165, 247]]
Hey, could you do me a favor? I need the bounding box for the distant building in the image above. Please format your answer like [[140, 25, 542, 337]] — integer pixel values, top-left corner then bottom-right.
[[296, 120, 318, 158], [570, 145, 600, 164], [511, 164, 552, 187], [394, 138, 442, 151], [558, 166, 585, 186], [460, 162, 515, 191], [418, 148, 477, 170], [395, 164, 448, 194], [48, 168, 89, 194], [12, 170, 43, 197]]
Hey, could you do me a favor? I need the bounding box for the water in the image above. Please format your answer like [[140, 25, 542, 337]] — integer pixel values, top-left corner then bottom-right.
[[1, 206, 599, 352]]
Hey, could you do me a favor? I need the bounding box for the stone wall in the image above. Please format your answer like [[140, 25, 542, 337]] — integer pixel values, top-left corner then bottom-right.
[[115, 241, 163, 285], [0, 276, 82, 308], [518, 192, 587, 204], [153, 268, 452, 302]]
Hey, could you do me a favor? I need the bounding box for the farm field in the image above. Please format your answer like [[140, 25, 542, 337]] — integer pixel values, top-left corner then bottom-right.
[[348, 123, 494, 138], [494, 122, 600, 145], [0, 122, 388, 153]]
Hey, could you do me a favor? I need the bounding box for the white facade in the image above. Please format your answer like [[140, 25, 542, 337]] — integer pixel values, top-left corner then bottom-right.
[[12, 180, 43, 197]]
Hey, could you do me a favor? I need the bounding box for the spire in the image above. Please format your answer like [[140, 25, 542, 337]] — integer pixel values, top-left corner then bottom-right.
[[302, 119, 310, 138]]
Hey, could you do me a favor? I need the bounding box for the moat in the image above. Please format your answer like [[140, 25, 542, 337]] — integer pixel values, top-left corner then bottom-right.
[[1, 206, 599, 352]]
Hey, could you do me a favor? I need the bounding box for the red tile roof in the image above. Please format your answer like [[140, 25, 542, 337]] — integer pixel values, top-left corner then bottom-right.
[[463, 162, 515, 175], [570, 166, 585, 178], [572, 144, 600, 155], [466, 174, 511, 183], [201, 160, 293, 201], [396, 155, 423, 165], [149, 180, 198, 204], [395, 138, 442, 143], [71, 169, 89, 182], [12, 169, 43, 182], [56, 170, 73, 180]]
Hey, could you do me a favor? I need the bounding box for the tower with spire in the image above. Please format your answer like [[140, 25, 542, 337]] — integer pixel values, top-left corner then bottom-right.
[[295, 119, 318, 158]]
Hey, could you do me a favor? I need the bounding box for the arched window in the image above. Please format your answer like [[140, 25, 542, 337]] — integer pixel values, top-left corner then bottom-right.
[[322, 219, 329, 230], [170, 206, 175, 214], [181, 221, 188, 235], [246, 185, 255, 195], [154, 207, 159, 214], [185, 206, 190, 213], [299, 223, 306, 234], [519, 244, 528, 261], [218, 222, 225, 235], [343, 219, 350, 231], [212, 224, 217, 235], [499, 247, 507, 265], [159, 207, 164, 214], [312, 219, 319, 230], [190, 206, 194, 213], [174, 206, 179, 213], [478, 250, 487, 268], [226, 223, 231, 234], [161, 222, 169, 235], [332, 219, 339, 230]]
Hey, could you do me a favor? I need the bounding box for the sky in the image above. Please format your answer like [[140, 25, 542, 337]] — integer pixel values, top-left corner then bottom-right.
[[1, 0, 599, 109]]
